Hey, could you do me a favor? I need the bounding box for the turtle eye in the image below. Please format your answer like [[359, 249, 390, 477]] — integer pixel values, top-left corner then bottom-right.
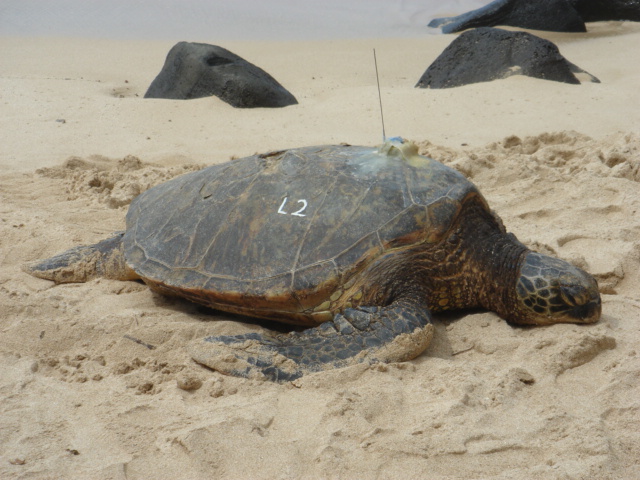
[[559, 285, 587, 307]]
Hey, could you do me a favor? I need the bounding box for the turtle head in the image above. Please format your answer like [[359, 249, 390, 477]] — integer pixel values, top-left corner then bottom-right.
[[510, 252, 601, 325]]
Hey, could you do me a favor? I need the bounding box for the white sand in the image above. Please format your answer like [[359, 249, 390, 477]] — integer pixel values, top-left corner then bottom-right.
[[1, 19, 640, 480]]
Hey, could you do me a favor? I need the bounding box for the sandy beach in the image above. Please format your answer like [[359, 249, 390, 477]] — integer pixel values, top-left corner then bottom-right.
[[1, 4, 639, 478]]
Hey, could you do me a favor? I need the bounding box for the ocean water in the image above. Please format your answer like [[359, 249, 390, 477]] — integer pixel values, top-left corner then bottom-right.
[[0, 0, 491, 40]]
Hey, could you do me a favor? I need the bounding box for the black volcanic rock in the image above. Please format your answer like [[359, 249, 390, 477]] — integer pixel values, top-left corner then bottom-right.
[[429, 0, 640, 34], [145, 42, 297, 108], [572, 0, 640, 22], [416, 28, 600, 89], [429, 0, 586, 33]]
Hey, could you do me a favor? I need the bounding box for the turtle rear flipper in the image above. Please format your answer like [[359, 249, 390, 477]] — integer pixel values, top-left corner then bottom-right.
[[189, 296, 434, 382], [23, 232, 138, 284]]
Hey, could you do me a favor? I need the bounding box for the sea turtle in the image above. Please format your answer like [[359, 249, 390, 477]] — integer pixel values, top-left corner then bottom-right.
[[24, 139, 601, 382]]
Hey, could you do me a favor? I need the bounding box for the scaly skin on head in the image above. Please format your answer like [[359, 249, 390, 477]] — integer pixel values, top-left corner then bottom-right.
[[512, 252, 601, 325], [472, 236, 601, 326], [451, 202, 601, 326]]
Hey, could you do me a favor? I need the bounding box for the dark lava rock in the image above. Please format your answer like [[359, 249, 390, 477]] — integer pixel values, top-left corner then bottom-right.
[[145, 42, 297, 108], [429, 0, 586, 33], [572, 0, 640, 22], [416, 28, 600, 89], [429, 0, 640, 34]]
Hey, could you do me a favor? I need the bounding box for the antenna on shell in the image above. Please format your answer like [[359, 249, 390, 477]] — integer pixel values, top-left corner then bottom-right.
[[373, 49, 386, 142]]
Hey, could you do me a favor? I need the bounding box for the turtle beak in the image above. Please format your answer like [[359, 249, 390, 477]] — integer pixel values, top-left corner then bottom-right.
[[566, 294, 601, 324], [559, 285, 602, 324]]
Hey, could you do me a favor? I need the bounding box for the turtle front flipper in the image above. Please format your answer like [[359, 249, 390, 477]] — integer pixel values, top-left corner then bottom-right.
[[189, 297, 434, 382], [23, 232, 138, 284]]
